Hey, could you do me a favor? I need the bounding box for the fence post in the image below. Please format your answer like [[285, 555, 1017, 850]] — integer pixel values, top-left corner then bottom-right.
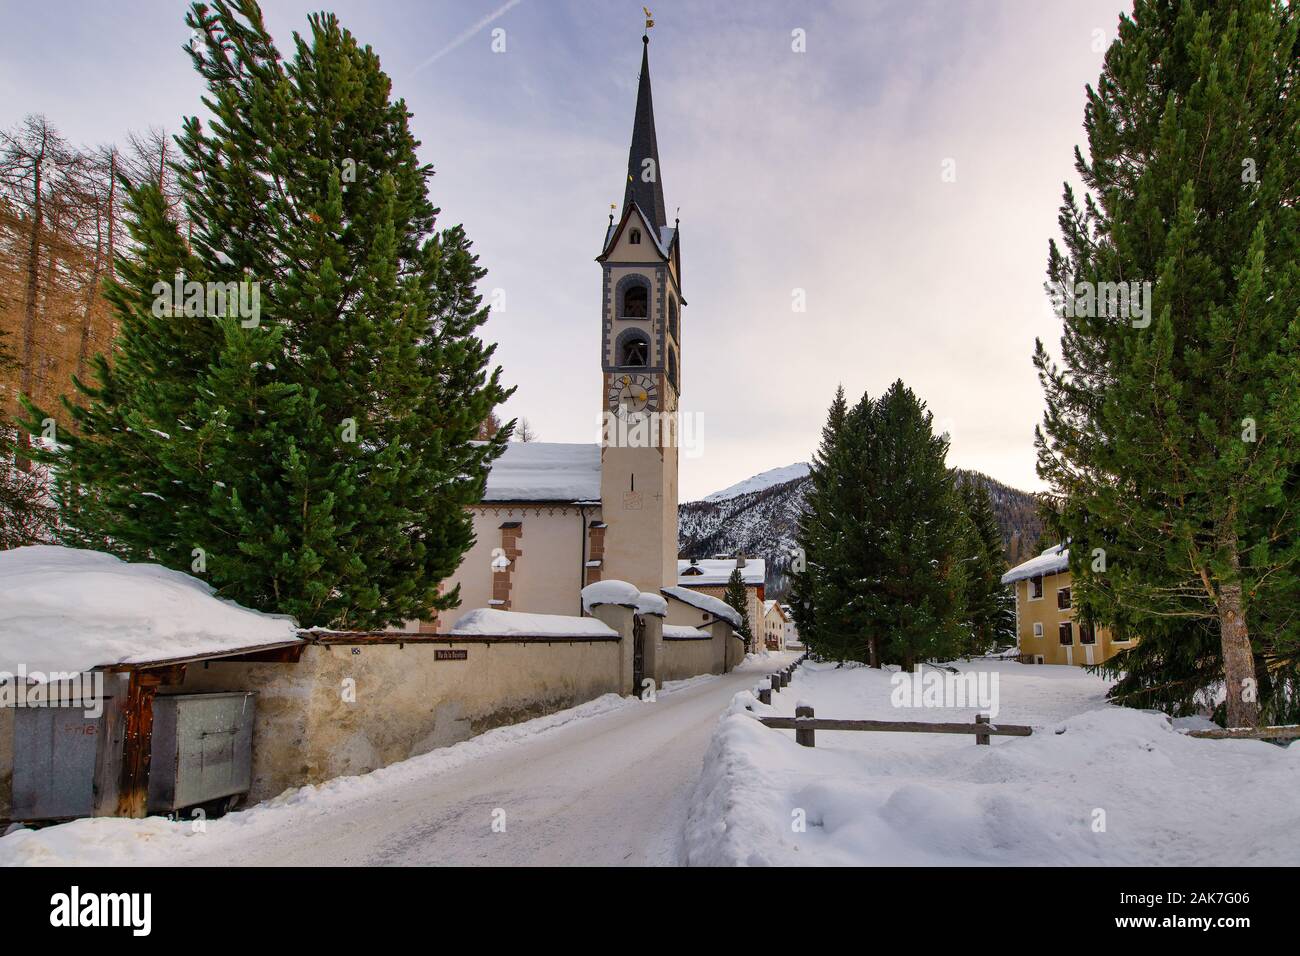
[[758, 686, 771, 705], [795, 705, 815, 747], [772, 674, 781, 694], [975, 713, 990, 745]]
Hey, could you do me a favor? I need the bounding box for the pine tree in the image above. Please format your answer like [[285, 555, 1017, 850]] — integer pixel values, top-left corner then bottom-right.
[[0, 329, 56, 547], [865, 381, 967, 670], [958, 480, 1015, 655], [25, 0, 512, 628], [723, 566, 754, 652], [1034, 0, 1299, 726]]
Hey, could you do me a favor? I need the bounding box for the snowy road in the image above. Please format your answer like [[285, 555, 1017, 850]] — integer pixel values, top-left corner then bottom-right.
[[202, 655, 792, 866], [0, 653, 794, 867]]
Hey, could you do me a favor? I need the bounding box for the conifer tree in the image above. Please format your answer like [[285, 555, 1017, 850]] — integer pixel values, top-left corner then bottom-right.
[[865, 381, 967, 670], [26, 0, 512, 628], [723, 566, 754, 652], [1034, 0, 1299, 726], [958, 480, 1015, 655]]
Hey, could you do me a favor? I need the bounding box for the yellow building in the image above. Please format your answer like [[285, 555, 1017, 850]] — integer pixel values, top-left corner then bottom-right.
[[1001, 545, 1136, 666]]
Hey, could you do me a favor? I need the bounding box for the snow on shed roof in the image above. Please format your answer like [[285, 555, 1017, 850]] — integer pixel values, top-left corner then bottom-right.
[[661, 586, 742, 629], [677, 558, 765, 587], [450, 608, 616, 638], [1001, 544, 1070, 585], [483, 442, 601, 503], [0, 546, 302, 680]]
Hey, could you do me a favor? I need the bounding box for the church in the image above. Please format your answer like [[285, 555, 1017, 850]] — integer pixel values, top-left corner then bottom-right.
[[421, 34, 742, 636]]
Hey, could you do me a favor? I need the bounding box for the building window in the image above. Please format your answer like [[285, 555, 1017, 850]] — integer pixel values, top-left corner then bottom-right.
[[1058, 622, 1073, 646], [668, 298, 678, 340], [668, 348, 678, 390], [1057, 587, 1072, 610], [1032, 622, 1043, 637], [1029, 575, 1044, 600], [623, 338, 648, 367], [630, 228, 642, 245], [1079, 623, 1096, 645], [622, 283, 648, 318]]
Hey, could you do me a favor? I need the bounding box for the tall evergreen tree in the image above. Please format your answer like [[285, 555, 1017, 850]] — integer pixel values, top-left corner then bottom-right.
[[958, 480, 1016, 655], [25, 0, 512, 628], [1034, 0, 1299, 726], [865, 381, 967, 670], [723, 566, 754, 652]]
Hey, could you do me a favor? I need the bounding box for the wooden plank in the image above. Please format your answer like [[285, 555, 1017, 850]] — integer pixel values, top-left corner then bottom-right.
[[115, 670, 162, 818], [1186, 724, 1300, 740], [757, 717, 1033, 737]]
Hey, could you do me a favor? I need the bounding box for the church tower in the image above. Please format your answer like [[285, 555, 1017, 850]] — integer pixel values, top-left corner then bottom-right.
[[596, 32, 683, 594]]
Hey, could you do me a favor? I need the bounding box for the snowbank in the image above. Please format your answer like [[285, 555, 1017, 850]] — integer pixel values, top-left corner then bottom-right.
[[686, 660, 1300, 866], [449, 607, 616, 638], [580, 579, 640, 612], [0, 546, 300, 679], [661, 586, 742, 629], [663, 625, 708, 639]]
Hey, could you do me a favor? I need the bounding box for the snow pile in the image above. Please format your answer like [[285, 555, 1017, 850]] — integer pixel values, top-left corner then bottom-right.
[[686, 660, 1300, 866], [0, 546, 300, 679], [663, 625, 708, 639], [450, 608, 616, 638], [702, 463, 810, 502], [482, 442, 601, 502], [661, 586, 742, 629], [635, 591, 667, 617], [580, 579, 640, 612]]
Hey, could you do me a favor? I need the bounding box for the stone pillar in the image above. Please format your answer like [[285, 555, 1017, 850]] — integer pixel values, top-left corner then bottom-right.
[[589, 602, 636, 695]]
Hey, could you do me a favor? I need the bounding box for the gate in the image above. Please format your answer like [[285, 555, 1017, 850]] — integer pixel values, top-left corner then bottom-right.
[[632, 614, 645, 695]]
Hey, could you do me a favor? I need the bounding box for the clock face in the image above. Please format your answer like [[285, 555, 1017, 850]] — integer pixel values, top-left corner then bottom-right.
[[608, 373, 659, 417]]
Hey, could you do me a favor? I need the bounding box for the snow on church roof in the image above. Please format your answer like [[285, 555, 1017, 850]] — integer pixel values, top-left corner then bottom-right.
[[677, 559, 765, 587], [1001, 544, 1070, 585], [482, 442, 602, 503]]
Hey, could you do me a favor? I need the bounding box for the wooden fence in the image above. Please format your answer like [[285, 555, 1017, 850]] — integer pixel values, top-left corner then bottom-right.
[[754, 654, 1032, 748]]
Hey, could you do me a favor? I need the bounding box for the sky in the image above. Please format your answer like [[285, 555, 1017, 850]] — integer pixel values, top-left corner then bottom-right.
[[0, 0, 1132, 500]]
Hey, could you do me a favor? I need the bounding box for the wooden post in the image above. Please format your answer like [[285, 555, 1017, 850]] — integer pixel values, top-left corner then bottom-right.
[[116, 670, 163, 818], [772, 674, 781, 694], [975, 713, 990, 746], [758, 686, 771, 705], [795, 705, 815, 747]]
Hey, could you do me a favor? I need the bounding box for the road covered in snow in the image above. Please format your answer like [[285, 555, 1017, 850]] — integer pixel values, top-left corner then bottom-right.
[[0, 653, 796, 867], [687, 659, 1300, 866]]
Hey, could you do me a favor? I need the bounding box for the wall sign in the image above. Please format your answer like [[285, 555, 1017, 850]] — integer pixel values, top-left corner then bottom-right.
[[435, 649, 468, 661]]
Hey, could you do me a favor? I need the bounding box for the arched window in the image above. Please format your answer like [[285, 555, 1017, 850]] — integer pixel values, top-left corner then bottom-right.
[[629, 228, 642, 245], [668, 298, 678, 341], [668, 348, 678, 390], [616, 328, 650, 367], [622, 283, 648, 318]]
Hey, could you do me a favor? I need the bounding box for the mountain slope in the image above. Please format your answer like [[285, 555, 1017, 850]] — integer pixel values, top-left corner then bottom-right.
[[703, 463, 810, 502], [678, 467, 1044, 598]]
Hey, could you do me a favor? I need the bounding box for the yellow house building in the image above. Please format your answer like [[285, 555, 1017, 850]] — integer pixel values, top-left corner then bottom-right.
[[1001, 545, 1136, 666]]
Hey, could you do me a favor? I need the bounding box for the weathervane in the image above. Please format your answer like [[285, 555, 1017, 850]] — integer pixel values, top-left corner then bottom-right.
[[643, 7, 654, 36]]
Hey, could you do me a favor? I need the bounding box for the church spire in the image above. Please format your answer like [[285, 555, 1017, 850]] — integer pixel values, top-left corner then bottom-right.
[[623, 35, 666, 237]]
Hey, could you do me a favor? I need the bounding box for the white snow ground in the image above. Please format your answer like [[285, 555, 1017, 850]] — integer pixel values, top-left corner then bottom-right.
[[685, 660, 1300, 866], [0, 653, 795, 867]]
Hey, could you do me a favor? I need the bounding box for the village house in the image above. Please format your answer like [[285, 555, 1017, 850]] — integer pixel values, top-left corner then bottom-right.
[[1001, 544, 1137, 666], [761, 600, 788, 651], [674, 557, 765, 647]]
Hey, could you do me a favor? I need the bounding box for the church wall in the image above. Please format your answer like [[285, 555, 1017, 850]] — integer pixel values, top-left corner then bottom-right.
[[430, 504, 598, 624], [660, 633, 714, 683]]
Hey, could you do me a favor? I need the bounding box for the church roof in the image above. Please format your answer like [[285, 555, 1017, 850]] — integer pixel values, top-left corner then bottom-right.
[[482, 442, 601, 503], [623, 36, 667, 238], [677, 558, 766, 587]]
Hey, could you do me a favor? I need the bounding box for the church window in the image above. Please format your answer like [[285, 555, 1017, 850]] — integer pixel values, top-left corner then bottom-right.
[[623, 283, 649, 318], [668, 348, 678, 390], [668, 298, 678, 341], [630, 228, 642, 245], [623, 337, 648, 367]]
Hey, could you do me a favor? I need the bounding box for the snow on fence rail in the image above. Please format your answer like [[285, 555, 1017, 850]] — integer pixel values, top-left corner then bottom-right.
[[1184, 724, 1300, 741], [753, 653, 1032, 747]]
